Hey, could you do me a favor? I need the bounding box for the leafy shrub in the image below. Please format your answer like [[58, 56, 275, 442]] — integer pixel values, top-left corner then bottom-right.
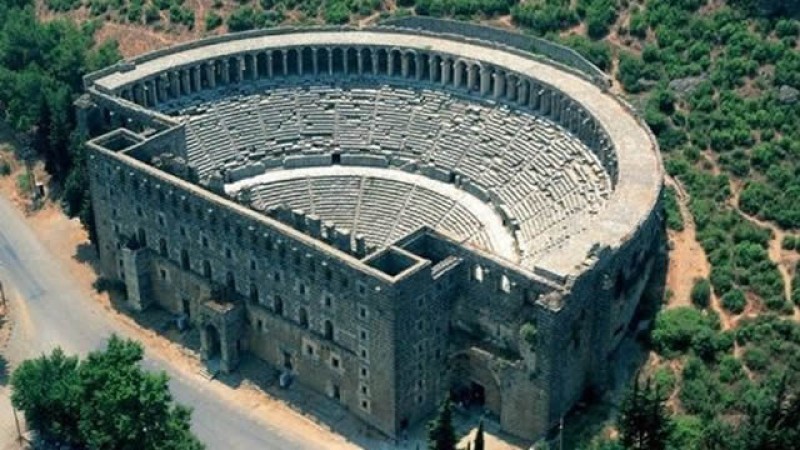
[[204, 11, 222, 30], [717, 355, 744, 384], [651, 307, 717, 356], [511, 0, 579, 35], [558, 35, 612, 71], [664, 186, 685, 232], [228, 6, 258, 31], [691, 278, 711, 308], [324, 0, 350, 24], [721, 289, 747, 314], [742, 346, 769, 372], [45, 0, 82, 12]]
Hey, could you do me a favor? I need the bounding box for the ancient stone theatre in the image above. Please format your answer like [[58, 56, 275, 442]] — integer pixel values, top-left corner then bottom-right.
[[78, 19, 663, 441]]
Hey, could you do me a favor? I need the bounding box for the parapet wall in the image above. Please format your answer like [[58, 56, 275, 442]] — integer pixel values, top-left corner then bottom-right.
[[381, 17, 610, 87]]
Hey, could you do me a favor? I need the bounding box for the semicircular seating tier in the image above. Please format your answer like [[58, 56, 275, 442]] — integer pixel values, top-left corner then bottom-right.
[[161, 81, 612, 263]]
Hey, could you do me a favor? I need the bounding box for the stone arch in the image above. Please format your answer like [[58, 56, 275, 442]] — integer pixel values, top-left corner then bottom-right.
[[323, 319, 334, 340], [203, 260, 212, 279], [449, 350, 502, 415], [270, 50, 282, 78], [389, 48, 402, 76], [332, 47, 345, 74], [274, 295, 284, 315], [286, 48, 300, 76], [256, 52, 268, 78], [301, 46, 314, 76], [361, 48, 374, 76], [316, 47, 330, 75], [346, 47, 358, 75], [227, 56, 239, 83], [375, 48, 388, 75], [406, 50, 417, 79]]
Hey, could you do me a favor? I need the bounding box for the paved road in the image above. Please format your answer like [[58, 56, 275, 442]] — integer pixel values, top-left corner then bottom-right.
[[0, 196, 321, 449]]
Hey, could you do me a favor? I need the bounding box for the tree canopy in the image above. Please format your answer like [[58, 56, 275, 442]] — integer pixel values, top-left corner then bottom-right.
[[11, 335, 204, 449]]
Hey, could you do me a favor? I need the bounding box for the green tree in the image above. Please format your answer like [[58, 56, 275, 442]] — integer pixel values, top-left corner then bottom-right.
[[10, 348, 82, 445], [428, 397, 457, 450], [618, 377, 672, 450], [690, 278, 711, 308], [11, 336, 204, 449]]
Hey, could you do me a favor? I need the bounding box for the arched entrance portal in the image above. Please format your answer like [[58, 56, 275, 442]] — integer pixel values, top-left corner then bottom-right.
[[449, 351, 502, 415]]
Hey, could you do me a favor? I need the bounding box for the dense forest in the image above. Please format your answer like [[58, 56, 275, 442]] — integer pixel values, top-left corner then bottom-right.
[[1, 0, 799, 448], [0, 0, 120, 237]]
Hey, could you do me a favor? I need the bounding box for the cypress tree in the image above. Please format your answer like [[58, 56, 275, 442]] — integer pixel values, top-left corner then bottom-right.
[[428, 397, 457, 450], [473, 419, 485, 450], [618, 377, 672, 450]]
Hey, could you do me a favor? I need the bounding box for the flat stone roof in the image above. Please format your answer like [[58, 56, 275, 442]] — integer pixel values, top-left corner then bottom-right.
[[90, 30, 662, 278]]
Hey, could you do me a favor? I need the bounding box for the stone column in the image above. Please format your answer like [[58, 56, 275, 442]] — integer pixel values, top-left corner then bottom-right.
[[357, 48, 364, 76], [467, 64, 477, 92], [429, 54, 438, 82], [541, 90, 551, 115], [441, 59, 451, 86], [517, 79, 528, 106], [401, 52, 409, 78], [297, 51, 304, 77], [192, 67, 201, 92], [371, 49, 379, 76], [415, 53, 424, 80], [236, 55, 245, 82], [506, 75, 517, 101], [180, 70, 189, 95], [343, 48, 349, 76], [530, 84, 541, 110], [133, 84, 144, 105], [169, 71, 180, 98], [267, 51, 274, 78], [312, 48, 319, 76], [155, 76, 166, 103], [282, 51, 289, 76], [454, 61, 463, 88], [247, 54, 256, 80], [480, 66, 491, 96], [146, 80, 157, 106], [206, 62, 216, 89], [328, 48, 334, 76], [387, 51, 395, 77], [221, 59, 230, 84], [493, 71, 505, 99]]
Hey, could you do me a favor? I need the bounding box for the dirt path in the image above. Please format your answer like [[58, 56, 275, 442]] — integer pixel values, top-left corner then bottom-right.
[[730, 181, 799, 320], [664, 177, 735, 329]]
